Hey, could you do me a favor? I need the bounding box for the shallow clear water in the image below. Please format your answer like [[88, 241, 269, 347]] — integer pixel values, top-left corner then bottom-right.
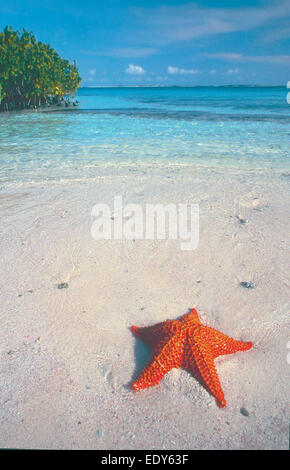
[[0, 87, 289, 186]]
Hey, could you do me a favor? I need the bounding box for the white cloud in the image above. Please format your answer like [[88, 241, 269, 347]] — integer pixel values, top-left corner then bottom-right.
[[133, 0, 290, 45], [167, 66, 200, 75], [227, 68, 239, 74], [207, 53, 243, 61], [167, 66, 179, 74], [206, 52, 290, 65], [84, 69, 97, 83], [125, 64, 146, 75], [262, 24, 290, 43]]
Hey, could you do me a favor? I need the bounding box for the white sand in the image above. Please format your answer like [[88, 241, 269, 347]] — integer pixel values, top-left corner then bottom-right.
[[0, 163, 289, 450]]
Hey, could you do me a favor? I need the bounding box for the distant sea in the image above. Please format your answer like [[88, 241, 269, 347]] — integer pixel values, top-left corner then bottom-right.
[[0, 86, 289, 187]]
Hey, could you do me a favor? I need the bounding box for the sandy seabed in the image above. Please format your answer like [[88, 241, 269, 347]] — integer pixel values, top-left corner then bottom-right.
[[0, 162, 289, 450]]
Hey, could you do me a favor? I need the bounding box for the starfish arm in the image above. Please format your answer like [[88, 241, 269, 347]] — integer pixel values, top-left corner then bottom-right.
[[131, 320, 173, 348], [182, 308, 200, 324], [201, 325, 253, 359], [185, 334, 226, 407], [132, 334, 184, 391]]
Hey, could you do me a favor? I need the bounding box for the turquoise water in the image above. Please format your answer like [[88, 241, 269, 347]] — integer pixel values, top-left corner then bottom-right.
[[0, 87, 289, 186]]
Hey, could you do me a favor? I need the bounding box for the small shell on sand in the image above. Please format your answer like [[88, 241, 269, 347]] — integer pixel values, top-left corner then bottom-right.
[[240, 281, 255, 289], [57, 282, 68, 289], [240, 407, 250, 417], [237, 216, 248, 224]]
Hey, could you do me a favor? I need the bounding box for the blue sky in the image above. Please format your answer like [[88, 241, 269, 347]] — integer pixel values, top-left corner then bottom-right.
[[1, 0, 290, 86]]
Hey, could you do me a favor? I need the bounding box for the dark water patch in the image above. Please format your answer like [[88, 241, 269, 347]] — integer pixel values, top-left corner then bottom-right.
[[280, 173, 290, 180], [72, 108, 290, 123]]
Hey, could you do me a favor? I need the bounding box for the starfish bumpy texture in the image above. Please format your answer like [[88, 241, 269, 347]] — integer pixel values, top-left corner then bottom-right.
[[131, 308, 253, 407]]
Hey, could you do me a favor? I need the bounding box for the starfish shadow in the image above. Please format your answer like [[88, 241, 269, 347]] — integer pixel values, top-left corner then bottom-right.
[[185, 367, 214, 402], [126, 331, 153, 389]]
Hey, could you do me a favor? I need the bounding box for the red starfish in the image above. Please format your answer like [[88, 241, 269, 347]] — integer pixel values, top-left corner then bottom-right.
[[131, 308, 253, 407]]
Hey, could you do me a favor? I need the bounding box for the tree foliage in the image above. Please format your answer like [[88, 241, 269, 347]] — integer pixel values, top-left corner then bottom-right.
[[0, 26, 81, 110]]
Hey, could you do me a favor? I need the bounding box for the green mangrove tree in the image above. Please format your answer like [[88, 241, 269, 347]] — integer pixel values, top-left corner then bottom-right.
[[0, 26, 81, 111]]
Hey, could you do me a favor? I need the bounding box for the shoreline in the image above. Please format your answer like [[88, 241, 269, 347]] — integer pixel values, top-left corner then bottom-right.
[[0, 103, 79, 115], [1, 160, 290, 193]]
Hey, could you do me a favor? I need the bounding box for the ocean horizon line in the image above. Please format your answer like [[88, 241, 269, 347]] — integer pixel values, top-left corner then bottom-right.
[[79, 84, 287, 89]]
